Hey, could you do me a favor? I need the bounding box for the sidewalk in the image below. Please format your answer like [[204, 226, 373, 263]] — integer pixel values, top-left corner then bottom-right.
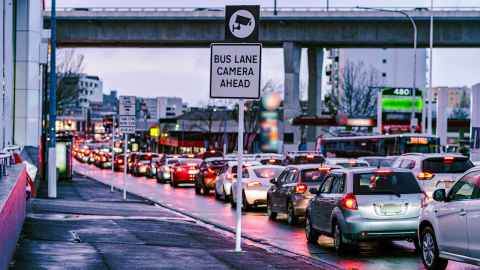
[[10, 174, 329, 270]]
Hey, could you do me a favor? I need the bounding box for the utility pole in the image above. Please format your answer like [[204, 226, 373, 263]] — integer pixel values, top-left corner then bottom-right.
[[48, 0, 57, 198], [427, 0, 434, 135]]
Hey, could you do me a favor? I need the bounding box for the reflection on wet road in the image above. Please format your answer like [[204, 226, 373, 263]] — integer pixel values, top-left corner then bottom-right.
[[75, 162, 479, 270]]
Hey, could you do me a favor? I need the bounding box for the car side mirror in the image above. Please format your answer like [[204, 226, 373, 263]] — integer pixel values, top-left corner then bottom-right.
[[433, 189, 447, 202], [270, 178, 277, 184], [309, 187, 318, 194]]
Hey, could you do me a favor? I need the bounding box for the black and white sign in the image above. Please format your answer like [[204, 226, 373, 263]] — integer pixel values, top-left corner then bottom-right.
[[210, 43, 261, 99], [225, 5, 259, 42], [119, 96, 136, 134]]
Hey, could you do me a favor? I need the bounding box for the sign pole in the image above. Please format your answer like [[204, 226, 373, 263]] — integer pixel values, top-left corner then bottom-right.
[[235, 99, 245, 252], [111, 115, 115, 192], [377, 89, 382, 134], [123, 133, 128, 200]]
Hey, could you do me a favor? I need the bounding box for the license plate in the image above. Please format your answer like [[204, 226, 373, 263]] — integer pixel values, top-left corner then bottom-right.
[[379, 204, 403, 216], [188, 170, 199, 174]]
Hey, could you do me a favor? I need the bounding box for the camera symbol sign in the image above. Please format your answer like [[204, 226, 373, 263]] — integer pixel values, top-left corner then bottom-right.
[[229, 10, 256, 39], [225, 5, 259, 42]]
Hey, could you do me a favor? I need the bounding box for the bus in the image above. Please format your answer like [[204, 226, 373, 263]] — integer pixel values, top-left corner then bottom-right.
[[316, 134, 440, 158]]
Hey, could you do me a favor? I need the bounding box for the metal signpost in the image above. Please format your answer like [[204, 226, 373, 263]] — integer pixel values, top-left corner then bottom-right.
[[111, 114, 116, 192], [210, 5, 260, 252], [119, 96, 136, 200]]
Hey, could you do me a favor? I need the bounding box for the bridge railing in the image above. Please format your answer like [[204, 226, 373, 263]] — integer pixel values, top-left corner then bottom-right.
[[45, 6, 480, 13]]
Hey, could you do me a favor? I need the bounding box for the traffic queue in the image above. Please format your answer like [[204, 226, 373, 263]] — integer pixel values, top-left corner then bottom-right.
[[72, 144, 480, 270]]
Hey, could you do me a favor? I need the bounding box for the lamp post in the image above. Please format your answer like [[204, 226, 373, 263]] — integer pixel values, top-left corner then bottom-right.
[[427, 0, 434, 135], [357, 6, 418, 133], [48, 0, 57, 198], [273, 0, 277, 15]]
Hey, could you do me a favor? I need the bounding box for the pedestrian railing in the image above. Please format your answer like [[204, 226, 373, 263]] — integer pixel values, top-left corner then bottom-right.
[[0, 145, 22, 178]]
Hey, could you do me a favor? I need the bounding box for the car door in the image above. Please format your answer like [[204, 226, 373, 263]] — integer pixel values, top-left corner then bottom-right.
[[271, 169, 289, 210], [436, 178, 474, 255], [322, 174, 345, 230], [313, 175, 334, 232], [279, 169, 298, 213], [465, 171, 480, 260]]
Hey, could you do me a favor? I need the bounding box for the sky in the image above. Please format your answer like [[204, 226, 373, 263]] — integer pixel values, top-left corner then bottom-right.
[[50, 0, 480, 106]]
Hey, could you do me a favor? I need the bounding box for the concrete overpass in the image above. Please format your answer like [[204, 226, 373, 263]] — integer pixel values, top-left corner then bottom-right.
[[44, 7, 480, 48], [44, 7, 480, 151]]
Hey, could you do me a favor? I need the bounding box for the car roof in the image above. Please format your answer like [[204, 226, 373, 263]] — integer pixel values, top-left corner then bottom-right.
[[248, 165, 284, 170], [333, 167, 413, 174], [400, 153, 467, 159], [286, 163, 342, 170]]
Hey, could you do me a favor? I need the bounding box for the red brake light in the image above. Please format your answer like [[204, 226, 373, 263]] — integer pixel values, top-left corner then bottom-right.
[[375, 169, 393, 175], [417, 171, 434, 180], [268, 159, 276, 163], [444, 156, 455, 164], [118, 159, 123, 164], [349, 160, 357, 164], [306, 154, 314, 159], [341, 193, 358, 210], [295, 183, 308, 193], [210, 150, 216, 154], [318, 167, 331, 173]]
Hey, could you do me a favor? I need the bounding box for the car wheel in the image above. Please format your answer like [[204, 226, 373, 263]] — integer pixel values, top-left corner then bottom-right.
[[202, 187, 210, 196], [305, 213, 320, 244], [287, 201, 298, 225], [267, 198, 277, 220], [421, 226, 448, 270], [230, 192, 236, 208], [195, 184, 201, 194], [215, 186, 221, 200], [242, 192, 251, 211], [333, 222, 348, 254]]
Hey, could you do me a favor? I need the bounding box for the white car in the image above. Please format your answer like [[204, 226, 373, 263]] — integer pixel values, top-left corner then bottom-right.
[[214, 160, 261, 201], [230, 165, 284, 210], [325, 158, 369, 168], [392, 153, 474, 197], [418, 167, 480, 270], [474, 161, 480, 167]]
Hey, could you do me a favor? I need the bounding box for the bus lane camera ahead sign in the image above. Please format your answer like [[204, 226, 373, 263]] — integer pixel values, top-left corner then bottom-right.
[[210, 43, 261, 99]]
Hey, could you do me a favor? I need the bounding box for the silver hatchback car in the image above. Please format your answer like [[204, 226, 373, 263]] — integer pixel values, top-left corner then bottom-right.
[[305, 167, 425, 253]]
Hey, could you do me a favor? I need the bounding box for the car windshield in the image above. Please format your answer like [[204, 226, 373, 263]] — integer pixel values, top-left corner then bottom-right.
[[301, 169, 329, 182], [179, 159, 202, 165], [253, 168, 283, 179], [363, 158, 395, 167], [422, 157, 474, 174], [354, 172, 422, 195]]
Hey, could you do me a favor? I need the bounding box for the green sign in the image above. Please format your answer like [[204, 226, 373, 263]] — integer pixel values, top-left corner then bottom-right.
[[382, 97, 423, 112]]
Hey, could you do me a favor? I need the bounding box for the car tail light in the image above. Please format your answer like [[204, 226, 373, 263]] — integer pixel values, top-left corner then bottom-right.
[[306, 154, 314, 159], [118, 159, 123, 164], [295, 183, 308, 193], [417, 171, 434, 180], [101, 156, 107, 162], [341, 193, 358, 210], [207, 167, 215, 174], [176, 167, 184, 172], [247, 181, 261, 187], [268, 159, 277, 163], [187, 154, 195, 158]]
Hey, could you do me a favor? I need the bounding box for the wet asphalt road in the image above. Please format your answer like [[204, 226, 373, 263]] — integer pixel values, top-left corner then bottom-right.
[[74, 161, 479, 270]]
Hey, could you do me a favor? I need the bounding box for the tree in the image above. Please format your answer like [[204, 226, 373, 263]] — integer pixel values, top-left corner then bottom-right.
[[451, 108, 469, 119], [55, 49, 85, 114], [325, 61, 380, 118]]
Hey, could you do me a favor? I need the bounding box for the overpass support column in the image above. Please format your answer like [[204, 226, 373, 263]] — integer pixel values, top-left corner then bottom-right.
[[471, 84, 480, 162], [282, 42, 301, 152], [436, 88, 448, 148], [306, 47, 324, 150]]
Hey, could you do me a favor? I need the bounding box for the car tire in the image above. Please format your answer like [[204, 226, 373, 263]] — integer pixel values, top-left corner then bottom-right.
[[267, 198, 277, 220], [333, 222, 348, 254], [202, 187, 210, 196], [195, 184, 201, 195], [421, 226, 448, 270], [305, 213, 320, 244], [287, 201, 298, 225], [230, 193, 236, 208], [215, 187, 222, 200], [223, 186, 230, 202], [242, 192, 251, 211]]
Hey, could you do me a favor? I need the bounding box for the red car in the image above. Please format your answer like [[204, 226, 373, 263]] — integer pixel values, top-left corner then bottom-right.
[[170, 158, 203, 187]]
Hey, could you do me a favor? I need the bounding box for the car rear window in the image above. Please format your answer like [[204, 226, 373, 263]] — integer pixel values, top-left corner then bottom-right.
[[337, 162, 369, 168], [364, 158, 395, 167], [208, 160, 226, 167], [288, 155, 325, 165], [253, 168, 283, 179], [422, 157, 474, 174], [354, 172, 422, 195], [301, 169, 329, 183]]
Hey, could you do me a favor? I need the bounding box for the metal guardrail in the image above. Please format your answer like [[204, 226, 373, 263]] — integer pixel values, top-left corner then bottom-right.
[[0, 145, 22, 177], [45, 6, 480, 13]]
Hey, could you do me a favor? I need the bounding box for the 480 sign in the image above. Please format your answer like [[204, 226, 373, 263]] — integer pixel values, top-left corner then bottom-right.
[[382, 87, 422, 97]]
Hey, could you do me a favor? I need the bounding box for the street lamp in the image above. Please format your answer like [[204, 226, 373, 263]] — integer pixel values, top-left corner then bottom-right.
[[427, 0, 434, 136], [357, 6, 418, 133]]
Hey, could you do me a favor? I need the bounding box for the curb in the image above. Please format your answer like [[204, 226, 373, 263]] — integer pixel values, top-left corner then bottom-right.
[[75, 170, 343, 270]]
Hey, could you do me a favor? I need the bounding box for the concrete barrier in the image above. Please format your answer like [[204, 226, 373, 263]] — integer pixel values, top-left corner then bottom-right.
[[0, 164, 27, 270]]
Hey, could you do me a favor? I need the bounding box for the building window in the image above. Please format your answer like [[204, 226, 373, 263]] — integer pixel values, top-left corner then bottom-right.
[[382, 59, 387, 64], [284, 133, 294, 144], [382, 73, 387, 77]]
